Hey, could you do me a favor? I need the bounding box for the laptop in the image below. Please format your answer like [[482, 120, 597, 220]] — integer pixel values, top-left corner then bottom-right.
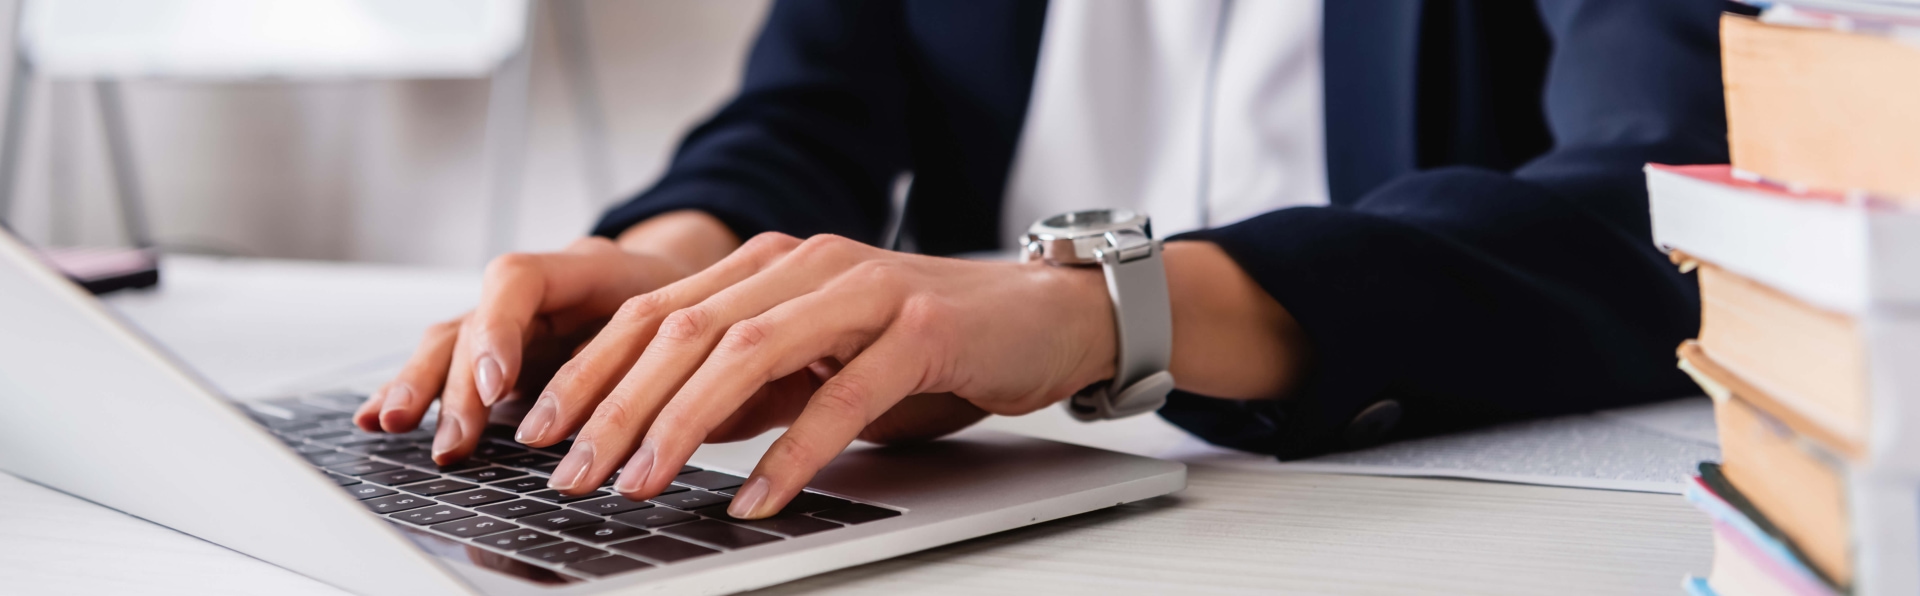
[[0, 229, 1187, 596]]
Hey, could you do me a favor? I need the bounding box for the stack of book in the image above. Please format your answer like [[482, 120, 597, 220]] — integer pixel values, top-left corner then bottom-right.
[[1647, 4, 1920, 596]]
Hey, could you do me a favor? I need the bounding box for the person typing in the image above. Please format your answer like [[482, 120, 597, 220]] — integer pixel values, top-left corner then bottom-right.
[[355, 0, 1728, 522]]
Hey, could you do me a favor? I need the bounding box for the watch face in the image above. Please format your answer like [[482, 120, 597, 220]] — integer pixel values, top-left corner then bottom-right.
[[1040, 208, 1138, 232]]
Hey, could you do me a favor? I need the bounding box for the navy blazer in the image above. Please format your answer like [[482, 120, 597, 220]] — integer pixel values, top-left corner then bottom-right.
[[595, 0, 1734, 459]]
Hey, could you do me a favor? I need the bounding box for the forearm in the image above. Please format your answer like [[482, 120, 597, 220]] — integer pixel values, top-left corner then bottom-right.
[[614, 210, 742, 278], [1162, 241, 1311, 400]]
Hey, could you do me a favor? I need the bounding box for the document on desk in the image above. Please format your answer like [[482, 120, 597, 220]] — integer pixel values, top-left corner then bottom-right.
[[1251, 397, 1721, 494]]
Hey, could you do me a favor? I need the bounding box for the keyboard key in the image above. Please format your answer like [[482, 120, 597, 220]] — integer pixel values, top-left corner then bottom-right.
[[659, 519, 782, 549], [609, 535, 719, 563], [716, 512, 843, 537], [473, 528, 561, 551], [650, 490, 731, 511], [305, 451, 365, 467], [363, 494, 433, 514], [482, 424, 519, 440], [301, 430, 353, 442], [520, 511, 602, 532], [476, 500, 560, 519], [326, 460, 401, 477], [369, 447, 437, 467], [561, 522, 649, 544], [470, 442, 529, 461], [531, 462, 562, 474], [362, 469, 438, 486], [337, 440, 415, 455], [813, 503, 902, 525], [292, 443, 334, 456], [489, 476, 551, 493], [325, 473, 360, 486], [398, 479, 477, 496], [569, 495, 654, 516], [609, 508, 698, 529], [453, 467, 525, 483], [782, 492, 852, 514], [263, 419, 322, 433], [529, 439, 575, 455], [391, 505, 475, 526], [318, 433, 390, 448], [528, 489, 606, 504], [518, 542, 606, 565], [564, 555, 652, 577], [494, 453, 560, 469], [673, 470, 745, 491], [680, 465, 703, 475], [437, 489, 518, 508], [346, 484, 398, 500], [429, 460, 489, 473], [432, 516, 518, 539]]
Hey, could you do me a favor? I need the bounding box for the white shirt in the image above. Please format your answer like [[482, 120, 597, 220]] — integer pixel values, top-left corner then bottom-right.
[[1001, 0, 1329, 246]]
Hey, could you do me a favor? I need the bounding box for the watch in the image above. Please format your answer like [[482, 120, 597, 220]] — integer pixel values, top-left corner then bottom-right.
[[1022, 209, 1176, 421]]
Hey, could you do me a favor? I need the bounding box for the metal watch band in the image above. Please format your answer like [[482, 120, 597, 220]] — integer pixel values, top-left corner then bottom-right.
[[1065, 230, 1175, 421], [1023, 210, 1177, 421]]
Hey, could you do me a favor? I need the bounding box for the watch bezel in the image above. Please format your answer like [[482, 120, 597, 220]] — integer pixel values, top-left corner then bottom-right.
[[1021, 208, 1155, 266]]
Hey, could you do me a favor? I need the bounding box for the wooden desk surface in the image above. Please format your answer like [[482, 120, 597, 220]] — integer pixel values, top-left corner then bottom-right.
[[0, 257, 1710, 595]]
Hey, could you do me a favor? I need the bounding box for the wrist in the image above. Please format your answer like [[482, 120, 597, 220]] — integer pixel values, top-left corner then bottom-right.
[[1162, 241, 1310, 400], [1040, 262, 1120, 396], [614, 210, 742, 277]]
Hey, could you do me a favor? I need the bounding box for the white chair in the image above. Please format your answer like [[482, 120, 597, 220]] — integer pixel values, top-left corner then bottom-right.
[[0, 0, 606, 260]]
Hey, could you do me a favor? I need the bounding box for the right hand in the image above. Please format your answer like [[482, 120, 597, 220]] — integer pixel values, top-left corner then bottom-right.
[[351, 236, 690, 461]]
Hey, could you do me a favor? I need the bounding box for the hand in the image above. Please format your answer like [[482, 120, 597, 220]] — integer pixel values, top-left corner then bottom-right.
[[350, 236, 689, 452], [519, 233, 1118, 519]]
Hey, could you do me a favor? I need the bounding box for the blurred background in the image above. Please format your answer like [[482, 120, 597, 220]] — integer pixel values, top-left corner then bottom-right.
[[0, 0, 769, 267]]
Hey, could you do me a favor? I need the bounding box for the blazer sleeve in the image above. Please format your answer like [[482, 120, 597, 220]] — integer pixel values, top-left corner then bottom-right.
[[1158, 0, 1728, 458], [590, 0, 910, 243]]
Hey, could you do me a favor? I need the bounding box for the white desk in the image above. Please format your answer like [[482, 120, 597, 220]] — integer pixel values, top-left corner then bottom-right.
[[0, 256, 1712, 595]]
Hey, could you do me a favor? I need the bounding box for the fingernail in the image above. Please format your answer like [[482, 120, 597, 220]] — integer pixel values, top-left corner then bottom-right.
[[728, 476, 770, 518], [515, 393, 557, 444], [476, 355, 505, 406], [431, 416, 465, 460], [548, 441, 596, 491], [613, 440, 655, 494]]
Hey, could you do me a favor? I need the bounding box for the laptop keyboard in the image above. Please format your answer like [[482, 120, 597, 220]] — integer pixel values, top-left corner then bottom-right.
[[247, 394, 902, 581]]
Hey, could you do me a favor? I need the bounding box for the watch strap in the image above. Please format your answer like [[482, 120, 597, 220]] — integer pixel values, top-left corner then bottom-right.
[[1065, 235, 1175, 421]]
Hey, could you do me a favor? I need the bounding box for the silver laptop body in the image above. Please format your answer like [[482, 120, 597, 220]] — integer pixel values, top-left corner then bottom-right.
[[0, 230, 1187, 596]]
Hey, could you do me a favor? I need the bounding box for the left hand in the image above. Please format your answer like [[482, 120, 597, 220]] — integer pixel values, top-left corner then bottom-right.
[[517, 232, 1118, 518]]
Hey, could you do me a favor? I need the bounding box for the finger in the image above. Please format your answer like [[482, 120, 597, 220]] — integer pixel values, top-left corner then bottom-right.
[[705, 367, 825, 444], [433, 320, 488, 464], [856, 392, 987, 445], [378, 316, 464, 433], [598, 274, 901, 499], [513, 232, 807, 448], [467, 241, 674, 409], [731, 330, 929, 518], [353, 385, 388, 431], [703, 358, 844, 442]]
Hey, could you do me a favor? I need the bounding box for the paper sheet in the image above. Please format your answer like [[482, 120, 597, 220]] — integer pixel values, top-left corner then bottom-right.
[[1247, 397, 1721, 494]]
